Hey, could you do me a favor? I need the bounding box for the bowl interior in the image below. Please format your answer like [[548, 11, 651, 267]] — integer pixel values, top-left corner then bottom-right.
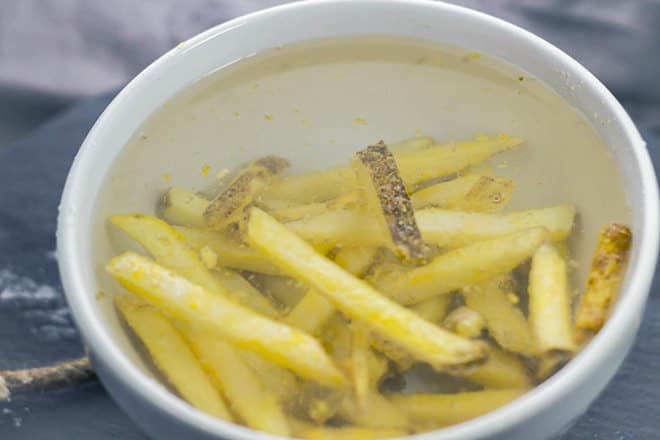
[[59, 1, 655, 439]]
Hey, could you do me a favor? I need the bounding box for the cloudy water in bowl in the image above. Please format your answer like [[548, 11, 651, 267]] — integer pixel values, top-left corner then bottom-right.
[[97, 36, 630, 393]]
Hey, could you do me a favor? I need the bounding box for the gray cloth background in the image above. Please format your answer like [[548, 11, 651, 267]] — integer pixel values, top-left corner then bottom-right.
[[0, 1, 658, 439]]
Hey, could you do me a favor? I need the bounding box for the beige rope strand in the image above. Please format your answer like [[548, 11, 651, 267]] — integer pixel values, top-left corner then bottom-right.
[[0, 356, 96, 401]]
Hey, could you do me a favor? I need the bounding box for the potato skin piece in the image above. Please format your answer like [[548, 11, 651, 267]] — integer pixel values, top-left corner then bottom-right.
[[204, 155, 289, 230], [575, 223, 632, 341], [354, 142, 428, 264]]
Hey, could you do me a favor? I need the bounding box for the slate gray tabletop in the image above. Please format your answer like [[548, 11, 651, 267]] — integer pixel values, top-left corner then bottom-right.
[[1, 1, 659, 439]]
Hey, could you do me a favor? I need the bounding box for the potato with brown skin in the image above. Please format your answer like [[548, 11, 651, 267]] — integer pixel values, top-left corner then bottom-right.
[[353, 141, 428, 264], [575, 223, 632, 342], [204, 155, 289, 230]]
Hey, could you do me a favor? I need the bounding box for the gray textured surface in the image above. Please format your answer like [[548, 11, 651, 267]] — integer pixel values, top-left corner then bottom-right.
[[0, 1, 659, 439]]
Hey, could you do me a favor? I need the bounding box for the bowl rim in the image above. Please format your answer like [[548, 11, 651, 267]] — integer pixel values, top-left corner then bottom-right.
[[57, 0, 659, 439]]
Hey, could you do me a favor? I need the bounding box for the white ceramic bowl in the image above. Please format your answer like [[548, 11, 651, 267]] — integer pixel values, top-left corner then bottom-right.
[[57, 1, 659, 439]]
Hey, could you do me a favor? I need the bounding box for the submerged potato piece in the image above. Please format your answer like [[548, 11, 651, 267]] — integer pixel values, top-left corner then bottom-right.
[[183, 329, 289, 436], [110, 214, 279, 318], [334, 247, 381, 278], [283, 289, 335, 335], [462, 276, 537, 356], [107, 252, 346, 387], [204, 155, 289, 230], [175, 226, 281, 275], [262, 135, 523, 203], [390, 389, 527, 427], [246, 208, 485, 370], [369, 227, 549, 305], [416, 204, 576, 247], [408, 295, 452, 324], [114, 295, 232, 420], [158, 187, 209, 228], [285, 204, 574, 249], [353, 142, 428, 264], [575, 223, 632, 341], [443, 306, 486, 339], [411, 174, 514, 212], [459, 345, 532, 389], [269, 191, 364, 222], [528, 243, 576, 355], [339, 390, 409, 430], [350, 323, 370, 405], [237, 349, 300, 406], [295, 424, 407, 440]]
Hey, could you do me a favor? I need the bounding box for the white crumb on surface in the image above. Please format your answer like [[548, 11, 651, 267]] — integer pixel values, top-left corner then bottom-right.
[[0, 268, 76, 341]]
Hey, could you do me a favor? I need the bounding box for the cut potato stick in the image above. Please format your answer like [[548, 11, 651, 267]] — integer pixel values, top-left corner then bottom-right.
[[408, 295, 452, 324], [237, 350, 300, 405], [339, 391, 409, 430], [459, 346, 532, 389], [321, 314, 353, 361], [411, 174, 514, 212], [114, 295, 232, 420], [389, 135, 435, 153], [269, 191, 363, 222], [285, 204, 574, 249], [212, 268, 281, 319], [175, 226, 281, 275], [250, 274, 308, 310], [246, 208, 485, 370], [353, 142, 428, 263], [110, 214, 280, 318], [369, 332, 414, 373], [107, 252, 346, 387], [283, 289, 335, 335], [262, 135, 523, 203], [528, 243, 576, 355], [390, 389, 527, 426], [158, 187, 209, 228], [443, 306, 486, 339], [369, 227, 549, 305], [575, 223, 632, 341], [535, 351, 569, 381], [351, 323, 370, 405], [366, 350, 390, 389], [183, 329, 289, 436], [334, 247, 381, 277], [462, 276, 537, 356], [204, 155, 289, 230], [416, 204, 575, 247]]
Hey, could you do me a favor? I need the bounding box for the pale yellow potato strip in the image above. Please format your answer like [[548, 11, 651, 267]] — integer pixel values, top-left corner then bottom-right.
[[262, 135, 522, 203], [334, 247, 381, 277], [351, 323, 370, 405], [459, 346, 532, 389], [269, 190, 364, 222], [462, 276, 537, 356], [411, 174, 514, 212], [443, 306, 486, 339], [369, 227, 548, 305], [528, 243, 576, 354], [408, 295, 452, 323], [416, 204, 575, 247], [183, 329, 289, 436], [283, 289, 335, 335], [246, 208, 485, 370], [114, 295, 231, 420], [390, 389, 527, 426], [175, 226, 281, 275], [159, 187, 209, 228], [339, 391, 409, 430], [285, 204, 574, 249], [107, 252, 346, 387], [296, 425, 407, 440], [110, 214, 279, 318], [237, 350, 300, 405]]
